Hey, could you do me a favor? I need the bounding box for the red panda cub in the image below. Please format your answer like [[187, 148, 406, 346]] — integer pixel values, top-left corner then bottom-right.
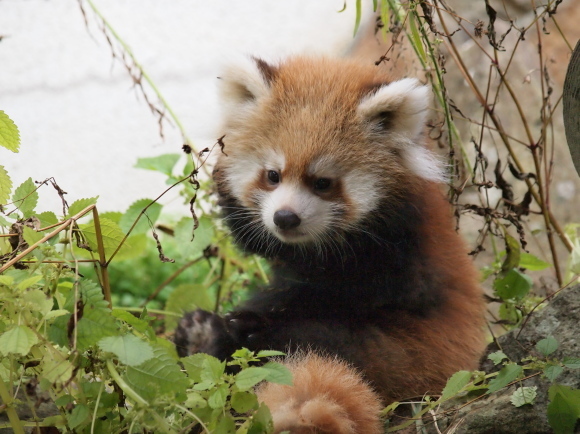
[[175, 56, 486, 433]]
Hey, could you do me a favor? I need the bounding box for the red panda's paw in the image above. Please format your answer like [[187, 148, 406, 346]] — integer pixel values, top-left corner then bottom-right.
[[174, 309, 227, 357], [256, 353, 384, 434]]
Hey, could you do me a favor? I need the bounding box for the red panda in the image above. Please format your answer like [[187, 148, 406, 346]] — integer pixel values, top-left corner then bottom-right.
[[175, 56, 486, 432]]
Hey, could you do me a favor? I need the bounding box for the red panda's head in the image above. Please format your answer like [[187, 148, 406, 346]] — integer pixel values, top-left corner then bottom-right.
[[213, 56, 445, 248]]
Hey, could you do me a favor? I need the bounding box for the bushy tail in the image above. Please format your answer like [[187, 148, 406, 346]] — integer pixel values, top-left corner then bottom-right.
[[256, 353, 383, 434]]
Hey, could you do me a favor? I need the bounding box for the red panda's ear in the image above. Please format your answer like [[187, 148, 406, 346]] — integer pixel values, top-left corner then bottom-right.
[[219, 56, 278, 106], [357, 78, 430, 141]]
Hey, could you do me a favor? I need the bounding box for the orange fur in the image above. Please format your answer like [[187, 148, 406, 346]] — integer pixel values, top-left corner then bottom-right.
[[257, 354, 383, 434]]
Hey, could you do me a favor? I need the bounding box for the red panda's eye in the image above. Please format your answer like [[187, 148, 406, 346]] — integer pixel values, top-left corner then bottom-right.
[[267, 170, 280, 184], [314, 178, 332, 191]]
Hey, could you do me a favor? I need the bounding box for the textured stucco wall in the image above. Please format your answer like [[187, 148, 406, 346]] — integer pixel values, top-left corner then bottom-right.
[[1, 1, 364, 214]]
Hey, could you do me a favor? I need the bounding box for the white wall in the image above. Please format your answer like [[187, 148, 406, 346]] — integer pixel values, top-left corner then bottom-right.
[[1, 1, 366, 215]]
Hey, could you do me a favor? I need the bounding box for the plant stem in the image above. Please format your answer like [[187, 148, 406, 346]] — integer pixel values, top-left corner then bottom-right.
[[0, 378, 25, 434]]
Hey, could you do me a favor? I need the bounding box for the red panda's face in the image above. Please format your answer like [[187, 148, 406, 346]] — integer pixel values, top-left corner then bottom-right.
[[214, 57, 446, 246]]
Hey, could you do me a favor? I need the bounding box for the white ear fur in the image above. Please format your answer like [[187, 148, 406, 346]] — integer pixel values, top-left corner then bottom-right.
[[219, 56, 275, 106], [357, 78, 430, 140]]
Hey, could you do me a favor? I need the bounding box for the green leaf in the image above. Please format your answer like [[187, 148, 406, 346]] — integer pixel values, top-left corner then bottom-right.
[[547, 384, 580, 434], [544, 365, 564, 382], [519, 252, 551, 271], [79, 217, 126, 258], [112, 309, 151, 334], [182, 353, 214, 383], [256, 350, 286, 358], [501, 233, 521, 272], [42, 352, 74, 384], [67, 197, 98, 218], [0, 165, 12, 204], [124, 345, 188, 403], [487, 364, 523, 394], [36, 211, 58, 228], [76, 308, 120, 351], [119, 199, 162, 235], [0, 325, 38, 356], [184, 391, 207, 409], [261, 361, 293, 386], [98, 334, 154, 366], [493, 269, 533, 301], [135, 153, 180, 176], [536, 336, 559, 357], [201, 356, 226, 383], [510, 386, 537, 407], [0, 110, 20, 152], [17, 274, 43, 291], [563, 357, 580, 369], [22, 225, 43, 247], [248, 402, 273, 434], [174, 215, 214, 259], [214, 413, 236, 433], [235, 367, 269, 391], [488, 351, 508, 365], [164, 284, 213, 332], [12, 178, 38, 217], [208, 384, 229, 409], [441, 370, 472, 400], [353, 0, 362, 36], [231, 391, 259, 413], [68, 404, 90, 429]]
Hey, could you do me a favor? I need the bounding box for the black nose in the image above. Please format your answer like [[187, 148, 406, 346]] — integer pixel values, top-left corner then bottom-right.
[[273, 209, 301, 230]]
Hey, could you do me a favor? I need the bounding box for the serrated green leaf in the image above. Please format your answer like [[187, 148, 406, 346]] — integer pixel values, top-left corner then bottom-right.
[[164, 284, 213, 332], [510, 386, 537, 407], [201, 356, 226, 383], [135, 153, 180, 176], [248, 402, 273, 434], [441, 370, 472, 400], [563, 357, 580, 369], [0, 325, 38, 356], [182, 353, 213, 383], [12, 178, 38, 217], [487, 364, 523, 394], [519, 252, 551, 271], [22, 225, 43, 247], [185, 391, 207, 409], [231, 391, 259, 413], [0, 165, 12, 204], [112, 309, 150, 333], [42, 353, 74, 384], [68, 404, 90, 429], [235, 367, 269, 391], [23, 288, 53, 316], [119, 199, 162, 235], [536, 336, 559, 357], [98, 334, 154, 366], [0, 111, 20, 152], [76, 308, 120, 351], [488, 351, 508, 365], [174, 215, 214, 259], [215, 413, 236, 433], [547, 384, 580, 434], [67, 197, 98, 218], [79, 217, 125, 256], [36, 211, 58, 228], [123, 345, 188, 403], [493, 269, 532, 301], [262, 361, 293, 386], [16, 274, 43, 291], [208, 384, 229, 409], [544, 365, 564, 382]]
